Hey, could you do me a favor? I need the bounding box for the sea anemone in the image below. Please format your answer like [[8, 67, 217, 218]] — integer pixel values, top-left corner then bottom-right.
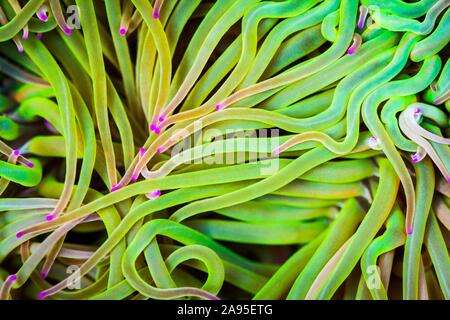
[[0, 0, 449, 300]]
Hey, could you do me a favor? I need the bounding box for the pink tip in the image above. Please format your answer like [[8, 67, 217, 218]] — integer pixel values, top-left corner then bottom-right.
[[153, 10, 160, 19], [157, 147, 163, 154], [447, 177, 450, 183], [158, 115, 166, 123], [434, 99, 440, 105], [13, 149, 20, 157], [17, 45, 24, 54], [37, 12, 48, 22], [357, 22, 364, 29], [9, 274, 17, 282], [119, 27, 127, 36], [272, 148, 280, 156], [111, 185, 122, 192], [215, 103, 224, 111], [347, 48, 355, 55], [414, 108, 421, 114], [147, 190, 161, 200], [407, 229, 413, 235], [22, 33, 28, 41], [139, 147, 146, 156], [150, 123, 156, 131], [411, 156, 418, 163], [40, 272, 48, 279], [46, 214, 55, 222], [154, 127, 161, 134], [36, 33, 43, 40], [63, 27, 73, 36], [37, 292, 47, 299], [131, 174, 138, 182], [16, 232, 24, 239], [26, 162, 34, 169]]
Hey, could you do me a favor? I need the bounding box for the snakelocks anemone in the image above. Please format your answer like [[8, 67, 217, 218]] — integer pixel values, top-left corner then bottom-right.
[[0, 0, 449, 300]]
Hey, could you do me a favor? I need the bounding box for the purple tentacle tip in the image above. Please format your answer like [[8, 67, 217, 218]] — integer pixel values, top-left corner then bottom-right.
[[37, 292, 47, 299], [119, 27, 127, 36], [153, 190, 161, 196], [347, 48, 355, 55], [111, 185, 122, 192], [63, 27, 73, 36], [157, 147, 163, 154], [9, 274, 17, 282], [447, 177, 450, 183], [139, 147, 146, 156], [154, 127, 161, 134], [13, 149, 20, 157], [36, 33, 43, 40], [150, 123, 156, 131], [26, 162, 35, 169], [16, 232, 24, 239], [158, 115, 166, 123], [434, 99, 440, 105], [148, 190, 161, 200], [407, 229, 413, 235], [131, 174, 139, 182], [46, 214, 55, 222], [153, 10, 160, 19], [215, 103, 224, 111], [37, 12, 48, 22], [40, 272, 48, 279]]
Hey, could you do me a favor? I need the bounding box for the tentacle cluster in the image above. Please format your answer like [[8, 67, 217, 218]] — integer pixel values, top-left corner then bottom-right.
[[0, 0, 449, 300]]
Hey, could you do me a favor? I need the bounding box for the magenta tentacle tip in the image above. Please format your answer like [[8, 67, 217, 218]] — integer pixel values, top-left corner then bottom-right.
[[26, 162, 35, 169], [22, 33, 29, 41], [36, 33, 43, 40], [158, 115, 166, 123], [16, 232, 24, 239], [347, 48, 355, 55], [37, 292, 48, 299], [147, 190, 161, 200], [40, 272, 48, 279], [111, 184, 122, 192], [157, 147, 163, 154], [63, 27, 73, 36], [119, 27, 127, 36], [12, 149, 20, 157], [154, 127, 161, 134], [131, 174, 139, 182], [414, 108, 421, 114], [17, 45, 24, 54], [215, 103, 224, 111], [37, 12, 48, 22], [139, 147, 146, 156], [9, 274, 17, 282], [46, 214, 55, 222], [153, 10, 160, 19], [150, 122, 157, 131], [447, 177, 450, 183], [433, 99, 440, 105], [406, 229, 413, 235]]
